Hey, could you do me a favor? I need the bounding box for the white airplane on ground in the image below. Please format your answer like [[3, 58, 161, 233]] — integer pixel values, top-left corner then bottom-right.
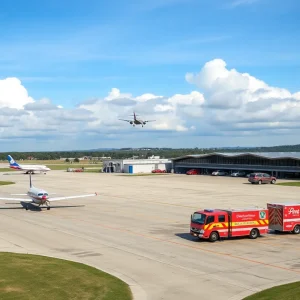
[[0, 174, 98, 211], [7, 155, 51, 174]]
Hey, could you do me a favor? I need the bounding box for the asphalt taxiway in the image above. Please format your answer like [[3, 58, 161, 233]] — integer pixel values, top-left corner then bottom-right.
[[0, 171, 300, 300]]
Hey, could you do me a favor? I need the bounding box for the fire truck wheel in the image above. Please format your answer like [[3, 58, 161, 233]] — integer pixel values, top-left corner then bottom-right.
[[293, 225, 300, 234], [249, 228, 259, 239], [209, 232, 219, 242]]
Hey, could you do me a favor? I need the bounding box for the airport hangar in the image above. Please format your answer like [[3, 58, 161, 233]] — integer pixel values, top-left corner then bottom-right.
[[172, 152, 300, 178], [103, 157, 172, 173]]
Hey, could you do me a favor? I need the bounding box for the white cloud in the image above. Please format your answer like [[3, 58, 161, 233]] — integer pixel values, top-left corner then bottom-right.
[[24, 98, 60, 111], [1, 58, 300, 150], [154, 104, 174, 112], [0, 77, 34, 109], [78, 88, 199, 132], [135, 93, 163, 102], [186, 58, 300, 132], [167, 91, 204, 106], [104, 88, 132, 101]]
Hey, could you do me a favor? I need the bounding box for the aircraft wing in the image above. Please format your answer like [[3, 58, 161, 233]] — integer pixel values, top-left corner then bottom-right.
[[0, 197, 33, 202], [11, 193, 56, 196], [48, 193, 98, 202], [118, 119, 132, 122], [144, 120, 156, 123]]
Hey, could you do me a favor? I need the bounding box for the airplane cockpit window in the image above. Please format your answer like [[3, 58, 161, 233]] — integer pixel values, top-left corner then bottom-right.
[[38, 193, 43, 196], [44, 193, 48, 196]]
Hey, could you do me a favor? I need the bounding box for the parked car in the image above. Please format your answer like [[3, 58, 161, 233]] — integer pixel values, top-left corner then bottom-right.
[[212, 170, 228, 176], [248, 173, 276, 184], [152, 169, 166, 173], [186, 169, 201, 175], [231, 171, 246, 177]]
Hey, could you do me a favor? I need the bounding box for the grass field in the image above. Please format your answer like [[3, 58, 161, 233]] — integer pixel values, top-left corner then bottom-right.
[[277, 182, 300, 187], [0, 252, 132, 300], [0, 159, 102, 165], [0, 164, 102, 172], [0, 168, 14, 172], [50, 164, 102, 170], [0, 181, 15, 186], [243, 281, 300, 300]]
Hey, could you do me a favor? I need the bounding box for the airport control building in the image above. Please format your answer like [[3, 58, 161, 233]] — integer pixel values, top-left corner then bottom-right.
[[172, 152, 300, 178]]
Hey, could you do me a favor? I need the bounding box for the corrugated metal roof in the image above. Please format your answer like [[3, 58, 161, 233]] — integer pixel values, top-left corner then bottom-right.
[[173, 152, 300, 160], [217, 152, 300, 159]]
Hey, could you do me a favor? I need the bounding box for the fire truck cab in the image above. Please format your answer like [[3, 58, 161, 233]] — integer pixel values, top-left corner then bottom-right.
[[190, 208, 269, 242]]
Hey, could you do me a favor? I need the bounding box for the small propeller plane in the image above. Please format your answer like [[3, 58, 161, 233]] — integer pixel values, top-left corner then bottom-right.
[[0, 174, 98, 211], [119, 112, 155, 127]]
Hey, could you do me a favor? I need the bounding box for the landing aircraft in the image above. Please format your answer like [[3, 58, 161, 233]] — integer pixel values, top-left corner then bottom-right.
[[119, 112, 155, 127], [7, 155, 51, 174], [0, 174, 97, 210]]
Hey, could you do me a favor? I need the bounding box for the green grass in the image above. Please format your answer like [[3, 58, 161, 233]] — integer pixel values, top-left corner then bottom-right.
[[49, 164, 102, 170], [0, 181, 15, 186], [0, 160, 102, 165], [0, 168, 14, 172], [0, 252, 132, 300], [0, 164, 102, 172], [277, 182, 300, 187], [243, 281, 300, 300]]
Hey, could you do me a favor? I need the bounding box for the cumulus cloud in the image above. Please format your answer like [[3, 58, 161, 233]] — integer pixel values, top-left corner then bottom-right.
[[1, 58, 300, 149], [24, 98, 60, 111], [78, 88, 195, 132], [185, 58, 300, 132], [0, 77, 34, 109]]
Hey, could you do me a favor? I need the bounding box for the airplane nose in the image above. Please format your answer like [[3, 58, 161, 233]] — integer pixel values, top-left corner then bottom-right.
[[42, 195, 47, 200]]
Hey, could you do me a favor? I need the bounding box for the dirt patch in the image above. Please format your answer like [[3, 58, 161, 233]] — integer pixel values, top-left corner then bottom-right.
[[0, 286, 24, 292]]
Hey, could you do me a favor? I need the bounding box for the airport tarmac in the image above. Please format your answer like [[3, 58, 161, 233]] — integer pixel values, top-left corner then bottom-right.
[[0, 171, 300, 300]]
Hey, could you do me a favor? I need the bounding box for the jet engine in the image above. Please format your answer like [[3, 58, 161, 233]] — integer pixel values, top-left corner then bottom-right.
[[130, 121, 133, 124]]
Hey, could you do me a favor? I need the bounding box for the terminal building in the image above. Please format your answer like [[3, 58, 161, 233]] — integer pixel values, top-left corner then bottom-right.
[[103, 157, 172, 174], [172, 152, 300, 178]]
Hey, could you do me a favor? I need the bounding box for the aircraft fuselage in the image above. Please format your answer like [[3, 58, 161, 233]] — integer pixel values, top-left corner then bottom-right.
[[27, 187, 49, 205], [132, 119, 146, 126]]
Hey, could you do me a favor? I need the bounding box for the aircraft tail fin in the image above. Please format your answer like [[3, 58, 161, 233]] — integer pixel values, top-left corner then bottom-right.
[[7, 155, 21, 169]]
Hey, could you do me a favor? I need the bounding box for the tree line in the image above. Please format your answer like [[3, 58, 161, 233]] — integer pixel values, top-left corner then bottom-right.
[[0, 144, 300, 161]]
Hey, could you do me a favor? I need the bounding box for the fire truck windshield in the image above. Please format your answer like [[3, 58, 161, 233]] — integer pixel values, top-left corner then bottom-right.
[[191, 213, 206, 224]]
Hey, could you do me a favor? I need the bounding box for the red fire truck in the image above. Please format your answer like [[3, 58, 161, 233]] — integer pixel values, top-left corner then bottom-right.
[[190, 208, 269, 242], [267, 203, 300, 234]]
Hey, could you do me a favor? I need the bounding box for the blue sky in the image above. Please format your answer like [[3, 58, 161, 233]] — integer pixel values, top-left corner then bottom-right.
[[0, 0, 300, 151]]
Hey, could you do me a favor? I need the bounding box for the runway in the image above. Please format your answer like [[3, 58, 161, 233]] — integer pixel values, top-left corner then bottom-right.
[[0, 171, 300, 300]]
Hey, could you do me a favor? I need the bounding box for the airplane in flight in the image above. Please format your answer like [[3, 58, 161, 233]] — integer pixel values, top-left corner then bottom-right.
[[7, 155, 51, 174], [119, 112, 155, 127], [0, 174, 98, 211]]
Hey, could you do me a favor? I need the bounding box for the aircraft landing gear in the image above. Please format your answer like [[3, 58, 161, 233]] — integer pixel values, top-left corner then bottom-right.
[[47, 207, 50, 210]]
